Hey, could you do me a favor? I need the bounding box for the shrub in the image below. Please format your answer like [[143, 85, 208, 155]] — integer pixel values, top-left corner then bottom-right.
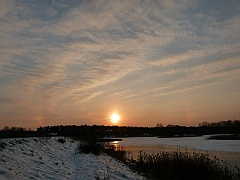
[[78, 141, 104, 155], [0, 141, 6, 151], [77, 140, 126, 161], [57, 137, 66, 144], [103, 143, 126, 162]]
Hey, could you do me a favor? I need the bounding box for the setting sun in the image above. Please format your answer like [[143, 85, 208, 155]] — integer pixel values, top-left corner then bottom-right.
[[111, 113, 120, 124]]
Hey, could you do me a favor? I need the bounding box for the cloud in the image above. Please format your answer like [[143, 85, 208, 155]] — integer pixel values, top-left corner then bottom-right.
[[0, 97, 17, 104], [0, 0, 240, 127]]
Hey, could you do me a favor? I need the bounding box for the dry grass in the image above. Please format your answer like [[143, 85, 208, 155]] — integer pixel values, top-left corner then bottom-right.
[[132, 150, 240, 180]]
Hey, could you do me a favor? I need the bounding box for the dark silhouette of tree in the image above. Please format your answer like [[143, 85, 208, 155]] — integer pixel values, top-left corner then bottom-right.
[[1, 119, 239, 139]]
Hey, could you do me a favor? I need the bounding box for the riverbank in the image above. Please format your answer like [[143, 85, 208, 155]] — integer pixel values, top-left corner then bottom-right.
[[123, 144, 240, 168], [0, 137, 143, 179]]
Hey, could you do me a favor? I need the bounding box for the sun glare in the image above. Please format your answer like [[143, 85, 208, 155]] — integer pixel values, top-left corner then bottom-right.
[[111, 113, 120, 124]]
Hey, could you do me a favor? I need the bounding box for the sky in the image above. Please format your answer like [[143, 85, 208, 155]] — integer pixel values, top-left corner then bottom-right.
[[0, 0, 240, 129]]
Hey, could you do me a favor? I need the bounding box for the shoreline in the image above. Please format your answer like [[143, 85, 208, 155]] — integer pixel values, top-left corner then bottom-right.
[[123, 144, 240, 168]]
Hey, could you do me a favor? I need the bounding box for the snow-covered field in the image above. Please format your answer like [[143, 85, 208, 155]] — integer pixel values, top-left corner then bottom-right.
[[0, 137, 144, 180]]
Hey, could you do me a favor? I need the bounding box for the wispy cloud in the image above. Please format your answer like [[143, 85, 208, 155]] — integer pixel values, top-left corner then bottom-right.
[[0, 0, 240, 128]]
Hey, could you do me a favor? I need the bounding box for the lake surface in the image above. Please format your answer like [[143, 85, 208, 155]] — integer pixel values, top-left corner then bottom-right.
[[116, 135, 240, 152], [113, 135, 240, 167]]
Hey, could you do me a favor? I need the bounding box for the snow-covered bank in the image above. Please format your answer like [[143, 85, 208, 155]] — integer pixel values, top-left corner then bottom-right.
[[0, 137, 144, 180]]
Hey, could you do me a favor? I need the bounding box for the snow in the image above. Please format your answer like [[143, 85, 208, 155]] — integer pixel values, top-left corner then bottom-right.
[[0, 137, 144, 180]]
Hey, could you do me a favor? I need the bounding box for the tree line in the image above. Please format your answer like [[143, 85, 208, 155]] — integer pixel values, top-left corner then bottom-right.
[[0, 119, 239, 139]]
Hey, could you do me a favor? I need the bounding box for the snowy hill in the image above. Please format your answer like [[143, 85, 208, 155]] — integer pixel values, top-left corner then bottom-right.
[[0, 137, 144, 180]]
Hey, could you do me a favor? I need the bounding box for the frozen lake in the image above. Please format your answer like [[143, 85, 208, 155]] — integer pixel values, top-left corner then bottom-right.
[[113, 135, 240, 167], [116, 135, 240, 152]]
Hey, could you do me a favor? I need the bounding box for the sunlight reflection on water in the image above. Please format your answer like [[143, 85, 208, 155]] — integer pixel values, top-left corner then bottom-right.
[[111, 141, 121, 150]]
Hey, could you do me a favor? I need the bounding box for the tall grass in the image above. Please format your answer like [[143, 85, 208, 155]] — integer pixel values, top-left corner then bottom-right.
[[133, 149, 240, 180], [103, 143, 126, 162]]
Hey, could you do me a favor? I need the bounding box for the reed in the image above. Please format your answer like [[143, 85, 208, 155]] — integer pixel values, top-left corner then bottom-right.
[[133, 149, 240, 180]]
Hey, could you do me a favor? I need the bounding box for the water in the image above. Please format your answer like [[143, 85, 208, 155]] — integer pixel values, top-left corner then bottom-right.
[[112, 135, 240, 167], [116, 135, 240, 152]]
